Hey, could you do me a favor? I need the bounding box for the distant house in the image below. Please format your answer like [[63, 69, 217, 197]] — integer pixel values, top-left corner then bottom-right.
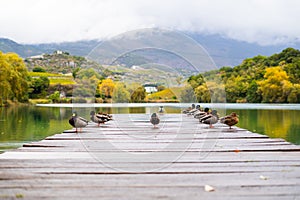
[[143, 83, 158, 93], [54, 50, 63, 55], [28, 54, 44, 59]]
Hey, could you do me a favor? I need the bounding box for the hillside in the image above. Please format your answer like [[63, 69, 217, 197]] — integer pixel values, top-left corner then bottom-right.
[[188, 47, 300, 103], [2, 33, 300, 68], [24, 51, 105, 74]]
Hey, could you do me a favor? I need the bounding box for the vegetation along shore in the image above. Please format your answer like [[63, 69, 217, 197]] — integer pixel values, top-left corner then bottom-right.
[[0, 47, 299, 106]]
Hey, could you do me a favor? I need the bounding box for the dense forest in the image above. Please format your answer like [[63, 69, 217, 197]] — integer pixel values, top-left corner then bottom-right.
[[188, 47, 300, 103], [0, 47, 300, 106]]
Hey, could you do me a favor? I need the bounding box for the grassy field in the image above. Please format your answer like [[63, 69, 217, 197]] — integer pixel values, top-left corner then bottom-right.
[[147, 87, 182, 100], [29, 72, 75, 85]]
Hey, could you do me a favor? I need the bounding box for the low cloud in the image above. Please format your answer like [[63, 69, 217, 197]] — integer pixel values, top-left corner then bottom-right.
[[0, 0, 299, 45]]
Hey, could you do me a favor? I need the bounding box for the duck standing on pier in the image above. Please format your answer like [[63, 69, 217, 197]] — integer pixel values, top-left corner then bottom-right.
[[199, 110, 219, 128], [90, 111, 111, 127], [182, 104, 195, 114], [220, 112, 239, 129], [69, 111, 88, 133], [194, 107, 210, 119], [158, 106, 164, 114], [98, 112, 113, 121], [150, 113, 160, 128]]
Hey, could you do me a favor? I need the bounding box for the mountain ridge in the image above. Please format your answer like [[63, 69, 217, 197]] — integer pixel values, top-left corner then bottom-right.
[[1, 33, 300, 68]]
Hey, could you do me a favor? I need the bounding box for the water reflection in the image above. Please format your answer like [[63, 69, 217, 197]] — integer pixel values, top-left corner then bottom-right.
[[0, 106, 72, 151], [0, 105, 300, 152], [227, 109, 300, 145]]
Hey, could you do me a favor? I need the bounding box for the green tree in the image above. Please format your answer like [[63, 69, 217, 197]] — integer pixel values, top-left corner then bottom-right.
[[287, 84, 300, 103], [29, 76, 50, 99], [180, 84, 196, 103], [49, 91, 60, 103], [130, 87, 146, 103], [225, 76, 248, 103], [72, 68, 102, 98], [32, 66, 46, 72], [112, 83, 130, 103], [246, 80, 262, 103]]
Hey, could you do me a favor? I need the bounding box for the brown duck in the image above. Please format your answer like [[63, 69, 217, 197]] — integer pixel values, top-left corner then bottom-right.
[[150, 113, 160, 128], [220, 112, 239, 129]]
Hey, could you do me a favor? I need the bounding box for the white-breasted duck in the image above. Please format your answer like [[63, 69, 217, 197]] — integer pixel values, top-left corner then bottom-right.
[[69, 111, 88, 133]]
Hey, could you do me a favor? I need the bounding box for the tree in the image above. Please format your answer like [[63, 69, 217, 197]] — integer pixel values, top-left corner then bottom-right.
[[0, 52, 29, 104], [0, 53, 11, 105], [130, 86, 146, 103], [49, 91, 60, 103], [72, 67, 80, 79], [29, 76, 50, 98], [112, 83, 130, 103], [98, 78, 115, 98], [287, 84, 300, 103], [76, 68, 102, 80], [195, 85, 210, 103], [225, 76, 248, 103], [246, 80, 262, 103], [258, 66, 292, 103], [180, 84, 197, 103], [32, 66, 46, 72]]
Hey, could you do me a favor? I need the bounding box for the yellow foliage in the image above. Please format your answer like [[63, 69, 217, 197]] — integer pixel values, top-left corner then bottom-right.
[[147, 87, 181, 100], [98, 78, 115, 97], [258, 66, 292, 103]]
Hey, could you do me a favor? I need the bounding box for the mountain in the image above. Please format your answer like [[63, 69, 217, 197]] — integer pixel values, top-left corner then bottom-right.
[[0, 38, 99, 58], [0, 38, 43, 57], [188, 33, 300, 67], [1, 33, 300, 68]]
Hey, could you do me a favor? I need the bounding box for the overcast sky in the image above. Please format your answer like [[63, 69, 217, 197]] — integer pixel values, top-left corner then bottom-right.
[[0, 0, 299, 45]]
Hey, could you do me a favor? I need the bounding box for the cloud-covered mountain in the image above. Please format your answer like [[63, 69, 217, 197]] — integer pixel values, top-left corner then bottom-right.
[[1, 33, 300, 68]]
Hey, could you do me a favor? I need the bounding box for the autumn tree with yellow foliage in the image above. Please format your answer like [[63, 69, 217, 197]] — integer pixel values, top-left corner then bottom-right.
[[0, 51, 29, 105], [98, 78, 115, 98], [258, 66, 292, 103]]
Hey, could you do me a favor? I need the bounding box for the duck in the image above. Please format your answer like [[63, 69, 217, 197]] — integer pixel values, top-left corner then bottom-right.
[[220, 112, 239, 129], [68, 111, 88, 133], [158, 106, 164, 113], [98, 112, 113, 121], [150, 113, 160, 128], [182, 104, 195, 114], [187, 105, 201, 115], [90, 111, 111, 126], [199, 110, 219, 128], [194, 107, 210, 119]]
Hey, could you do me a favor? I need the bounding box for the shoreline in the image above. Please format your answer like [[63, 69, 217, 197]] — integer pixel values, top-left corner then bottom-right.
[[36, 102, 300, 110]]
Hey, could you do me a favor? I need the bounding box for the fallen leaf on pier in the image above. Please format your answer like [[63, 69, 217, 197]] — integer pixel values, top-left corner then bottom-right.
[[234, 149, 240, 153], [259, 175, 268, 180], [204, 185, 215, 192]]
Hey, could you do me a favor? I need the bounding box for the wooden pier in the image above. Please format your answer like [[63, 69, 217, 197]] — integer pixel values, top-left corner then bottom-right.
[[1, 113, 300, 199]]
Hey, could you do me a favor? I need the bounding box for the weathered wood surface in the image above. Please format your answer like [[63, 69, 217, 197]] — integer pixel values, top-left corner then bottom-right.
[[1, 113, 300, 199]]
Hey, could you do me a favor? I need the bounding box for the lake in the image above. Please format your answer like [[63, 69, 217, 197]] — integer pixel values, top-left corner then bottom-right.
[[0, 103, 299, 152]]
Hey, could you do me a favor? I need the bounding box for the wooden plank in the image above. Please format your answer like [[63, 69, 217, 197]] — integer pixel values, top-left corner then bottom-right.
[[0, 113, 300, 199]]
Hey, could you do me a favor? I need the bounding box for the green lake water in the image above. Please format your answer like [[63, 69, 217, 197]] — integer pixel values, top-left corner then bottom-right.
[[0, 104, 299, 152]]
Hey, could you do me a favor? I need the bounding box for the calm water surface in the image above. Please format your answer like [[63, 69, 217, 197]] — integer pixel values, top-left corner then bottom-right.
[[0, 104, 299, 152]]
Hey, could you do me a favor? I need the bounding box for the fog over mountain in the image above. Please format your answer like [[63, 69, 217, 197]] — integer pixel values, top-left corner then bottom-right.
[[1, 32, 300, 68]]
